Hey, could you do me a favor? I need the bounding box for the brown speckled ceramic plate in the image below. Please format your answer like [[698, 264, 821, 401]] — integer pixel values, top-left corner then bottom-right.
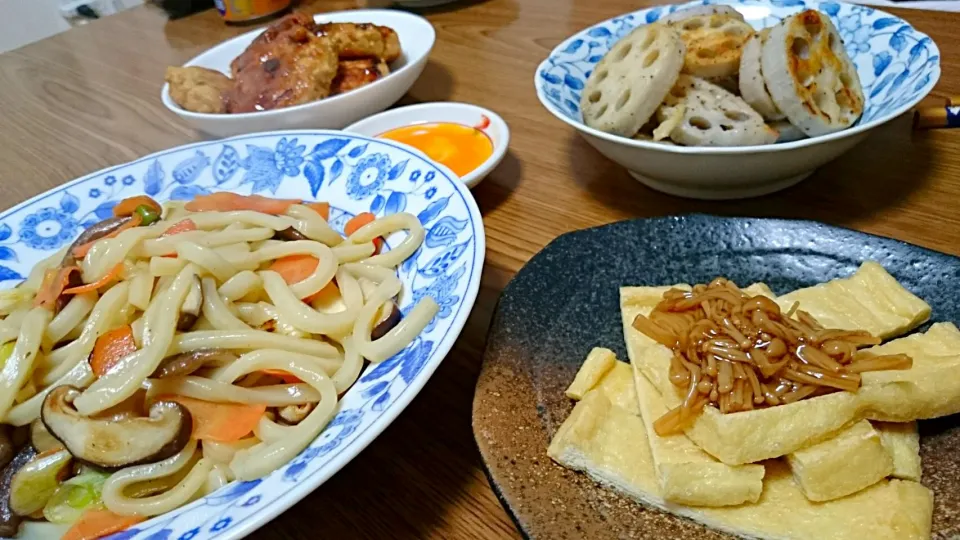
[[472, 216, 960, 539]]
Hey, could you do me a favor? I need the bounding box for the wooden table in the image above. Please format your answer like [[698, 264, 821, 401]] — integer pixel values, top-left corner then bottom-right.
[[0, 0, 958, 537]]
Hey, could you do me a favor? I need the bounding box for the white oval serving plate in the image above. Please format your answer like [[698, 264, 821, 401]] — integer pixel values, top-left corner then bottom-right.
[[345, 102, 510, 189], [0, 130, 483, 539], [161, 10, 436, 138]]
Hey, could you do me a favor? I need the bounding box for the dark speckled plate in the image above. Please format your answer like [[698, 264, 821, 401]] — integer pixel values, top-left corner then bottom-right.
[[472, 215, 960, 540]]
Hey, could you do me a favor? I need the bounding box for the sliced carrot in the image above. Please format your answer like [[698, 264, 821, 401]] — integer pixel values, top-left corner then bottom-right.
[[159, 395, 266, 442], [72, 214, 143, 259], [268, 257, 340, 304], [63, 509, 145, 540], [344, 212, 376, 236], [91, 325, 136, 376], [34, 266, 80, 309], [261, 369, 301, 384], [306, 280, 340, 304], [269, 255, 319, 285], [112, 195, 162, 218], [184, 193, 298, 215], [161, 218, 198, 237], [62, 264, 124, 295], [345, 212, 383, 252], [304, 201, 330, 221]]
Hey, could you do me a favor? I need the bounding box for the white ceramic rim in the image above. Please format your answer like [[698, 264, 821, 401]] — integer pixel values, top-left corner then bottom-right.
[[344, 102, 510, 188], [0, 129, 485, 540], [160, 10, 436, 121], [533, 1, 941, 155]]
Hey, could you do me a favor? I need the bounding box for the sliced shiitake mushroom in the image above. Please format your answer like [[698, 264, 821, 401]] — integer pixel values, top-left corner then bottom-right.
[[273, 227, 308, 241], [177, 276, 203, 331], [371, 301, 402, 340], [29, 420, 63, 454], [151, 349, 239, 379], [0, 427, 13, 471], [278, 403, 315, 425], [54, 271, 84, 314], [61, 216, 133, 266], [41, 386, 193, 470], [0, 445, 35, 537]]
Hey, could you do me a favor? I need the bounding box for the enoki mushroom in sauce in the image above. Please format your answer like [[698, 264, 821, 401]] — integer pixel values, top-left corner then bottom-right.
[[632, 278, 913, 436]]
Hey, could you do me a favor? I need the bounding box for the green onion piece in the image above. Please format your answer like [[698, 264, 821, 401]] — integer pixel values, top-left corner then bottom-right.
[[134, 204, 160, 226], [42, 471, 109, 524], [10, 449, 73, 516]]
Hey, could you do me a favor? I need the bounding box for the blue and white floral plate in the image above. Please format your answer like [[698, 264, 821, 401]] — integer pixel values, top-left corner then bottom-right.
[[0, 131, 484, 540], [534, 0, 941, 199]]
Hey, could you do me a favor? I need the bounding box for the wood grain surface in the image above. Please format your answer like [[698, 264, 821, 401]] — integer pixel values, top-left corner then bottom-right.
[[0, 0, 958, 537]]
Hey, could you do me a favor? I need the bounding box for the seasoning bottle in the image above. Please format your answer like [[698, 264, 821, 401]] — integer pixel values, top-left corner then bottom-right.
[[155, 0, 214, 19], [213, 0, 292, 23]]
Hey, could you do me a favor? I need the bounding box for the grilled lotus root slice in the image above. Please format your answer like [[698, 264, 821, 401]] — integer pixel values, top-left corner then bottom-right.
[[660, 5, 745, 24], [670, 14, 755, 79], [738, 30, 784, 121], [761, 10, 864, 136], [580, 23, 686, 137], [656, 75, 777, 146], [771, 120, 807, 143]]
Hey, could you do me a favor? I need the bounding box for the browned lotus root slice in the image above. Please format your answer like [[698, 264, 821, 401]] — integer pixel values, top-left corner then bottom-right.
[[580, 23, 686, 137], [670, 14, 754, 79], [771, 120, 807, 143], [656, 75, 777, 146], [761, 10, 864, 136], [738, 30, 784, 121], [660, 5, 744, 25]]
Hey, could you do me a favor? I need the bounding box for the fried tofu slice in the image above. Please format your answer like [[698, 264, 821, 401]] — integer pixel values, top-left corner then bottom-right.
[[623, 284, 858, 464], [776, 261, 930, 339], [786, 420, 893, 502], [875, 422, 922, 482], [165, 66, 233, 114], [858, 322, 960, 421], [621, 263, 950, 466], [563, 349, 764, 506], [548, 386, 933, 540], [565, 347, 616, 400], [632, 365, 764, 506]]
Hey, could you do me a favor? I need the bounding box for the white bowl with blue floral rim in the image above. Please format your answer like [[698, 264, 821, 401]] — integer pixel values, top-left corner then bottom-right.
[[0, 130, 483, 540], [534, 0, 940, 200]]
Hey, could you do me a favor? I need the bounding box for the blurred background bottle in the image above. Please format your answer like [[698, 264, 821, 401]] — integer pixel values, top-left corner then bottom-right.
[[154, 0, 214, 18], [212, 0, 292, 22]]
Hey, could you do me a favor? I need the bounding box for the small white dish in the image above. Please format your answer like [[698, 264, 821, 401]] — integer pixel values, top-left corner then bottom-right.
[[161, 10, 435, 138], [345, 102, 509, 189]]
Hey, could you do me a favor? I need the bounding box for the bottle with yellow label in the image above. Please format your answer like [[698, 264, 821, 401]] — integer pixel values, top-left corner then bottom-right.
[[213, 0, 292, 23]]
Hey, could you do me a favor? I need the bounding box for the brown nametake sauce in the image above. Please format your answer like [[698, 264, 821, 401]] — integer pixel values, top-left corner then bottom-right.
[[631, 278, 913, 436]]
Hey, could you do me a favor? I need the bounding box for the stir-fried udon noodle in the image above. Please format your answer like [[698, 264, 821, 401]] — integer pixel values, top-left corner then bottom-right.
[[632, 278, 913, 436], [0, 194, 438, 537]]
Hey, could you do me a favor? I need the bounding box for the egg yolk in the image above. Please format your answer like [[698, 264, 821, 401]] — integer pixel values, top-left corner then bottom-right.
[[378, 122, 493, 177]]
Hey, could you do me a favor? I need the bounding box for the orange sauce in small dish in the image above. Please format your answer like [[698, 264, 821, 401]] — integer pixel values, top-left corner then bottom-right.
[[378, 122, 493, 177]]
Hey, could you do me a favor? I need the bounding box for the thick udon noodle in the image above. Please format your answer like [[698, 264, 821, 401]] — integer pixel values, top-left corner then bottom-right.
[[0, 201, 439, 519]]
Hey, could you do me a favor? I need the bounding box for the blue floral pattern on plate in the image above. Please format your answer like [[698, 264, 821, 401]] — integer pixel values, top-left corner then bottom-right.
[[535, 0, 940, 129], [0, 131, 484, 540]]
